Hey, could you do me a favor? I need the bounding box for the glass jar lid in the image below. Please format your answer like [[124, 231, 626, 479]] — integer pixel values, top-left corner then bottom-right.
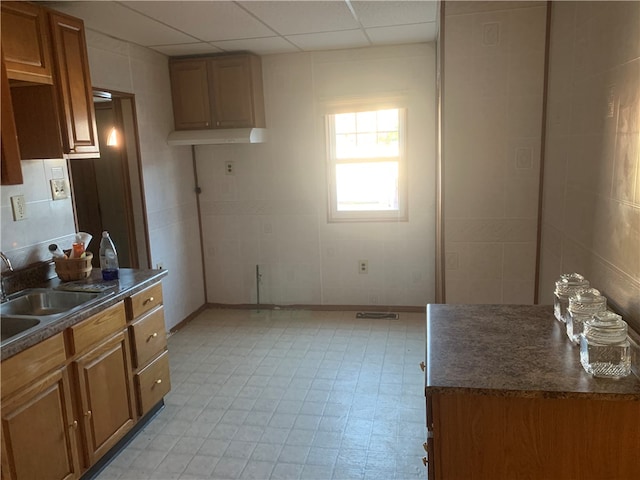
[[584, 312, 628, 343], [568, 287, 606, 314], [555, 273, 589, 295]]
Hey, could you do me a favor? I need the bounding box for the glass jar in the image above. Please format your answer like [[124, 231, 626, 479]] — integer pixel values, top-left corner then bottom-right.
[[580, 311, 631, 378], [554, 273, 589, 323], [566, 288, 606, 344]]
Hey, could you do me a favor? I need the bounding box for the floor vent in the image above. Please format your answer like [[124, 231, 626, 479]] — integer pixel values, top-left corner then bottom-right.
[[356, 312, 399, 320]]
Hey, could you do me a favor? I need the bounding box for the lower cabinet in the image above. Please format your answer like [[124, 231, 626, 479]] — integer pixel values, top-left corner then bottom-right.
[[73, 330, 135, 467], [1, 367, 80, 480], [0, 281, 170, 480]]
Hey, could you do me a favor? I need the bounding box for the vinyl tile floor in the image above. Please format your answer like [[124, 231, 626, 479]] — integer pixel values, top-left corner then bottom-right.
[[96, 308, 427, 480]]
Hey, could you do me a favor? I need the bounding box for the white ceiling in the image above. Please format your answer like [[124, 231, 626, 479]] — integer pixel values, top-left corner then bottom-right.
[[44, 1, 438, 56]]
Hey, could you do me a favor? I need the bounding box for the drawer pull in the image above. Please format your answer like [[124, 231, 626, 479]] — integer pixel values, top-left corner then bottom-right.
[[148, 332, 158, 341], [143, 296, 155, 305], [70, 420, 78, 430], [420, 361, 426, 372], [155, 379, 163, 385], [422, 456, 428, 466]]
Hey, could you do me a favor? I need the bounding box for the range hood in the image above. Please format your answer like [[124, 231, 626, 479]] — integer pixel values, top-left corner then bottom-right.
[[167, 128, 267, 146]]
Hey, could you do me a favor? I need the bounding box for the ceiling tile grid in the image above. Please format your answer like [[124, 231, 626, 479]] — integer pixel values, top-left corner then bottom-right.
[[45, 0, 438, 56]]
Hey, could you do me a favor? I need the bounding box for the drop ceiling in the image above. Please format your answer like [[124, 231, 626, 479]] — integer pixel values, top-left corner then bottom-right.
[[44, 1, 438, 56]]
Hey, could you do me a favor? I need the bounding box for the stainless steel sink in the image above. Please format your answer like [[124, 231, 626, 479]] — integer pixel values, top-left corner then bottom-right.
[[1, 288, 108, 346], [1, 316, 40, 343], [1, 289, 102, 317]]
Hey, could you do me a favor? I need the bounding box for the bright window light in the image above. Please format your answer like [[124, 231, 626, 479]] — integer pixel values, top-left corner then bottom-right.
[[326, 107, 407, 222]]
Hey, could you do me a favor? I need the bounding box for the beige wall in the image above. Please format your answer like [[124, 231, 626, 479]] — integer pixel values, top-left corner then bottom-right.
[[539, 1, 640, 331], [84, 30, 205, 330], [443, 1, 548, 303], [197, 44, 436, 306]]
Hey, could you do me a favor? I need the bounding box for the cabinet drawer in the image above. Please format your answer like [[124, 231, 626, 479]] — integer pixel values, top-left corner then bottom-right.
[[69, 302, 126, 355], [135, 350, 170, 416], [1, 333, 65, 398], [130, 306, 167, 369], [126, 283, 163, 320]]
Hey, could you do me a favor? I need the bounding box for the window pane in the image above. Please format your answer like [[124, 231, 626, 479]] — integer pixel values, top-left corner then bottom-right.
[[377, 109, 399, 131], [356, 111, 377, 132], [335, 113, 355, 133], [336, 162, 399, 211]]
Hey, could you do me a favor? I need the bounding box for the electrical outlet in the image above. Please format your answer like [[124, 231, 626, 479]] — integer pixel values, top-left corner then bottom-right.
[[225, 161, 234, 175], [359, 260, 368, 274], [10, 195, 26, 221], [50, 179, 68, 200]]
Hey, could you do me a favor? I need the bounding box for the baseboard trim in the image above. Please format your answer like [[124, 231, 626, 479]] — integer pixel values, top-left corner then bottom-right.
[[206, 303, 426, 313]]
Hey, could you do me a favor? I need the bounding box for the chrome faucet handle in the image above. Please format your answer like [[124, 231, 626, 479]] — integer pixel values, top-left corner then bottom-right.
[[0, 252, 13, 272]]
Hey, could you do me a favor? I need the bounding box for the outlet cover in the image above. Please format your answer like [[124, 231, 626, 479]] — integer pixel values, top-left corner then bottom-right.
[[50, 179, 68, 200], [10, 195, 26, 221]]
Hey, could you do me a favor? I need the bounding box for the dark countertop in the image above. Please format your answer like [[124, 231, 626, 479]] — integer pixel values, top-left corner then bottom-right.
[[425, 304, 640, 401], [1, 268, 168, 361]]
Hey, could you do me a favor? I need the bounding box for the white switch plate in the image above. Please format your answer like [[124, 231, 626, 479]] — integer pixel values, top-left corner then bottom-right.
[[50, 179, 68, 200], [11, 195, 26, 221]]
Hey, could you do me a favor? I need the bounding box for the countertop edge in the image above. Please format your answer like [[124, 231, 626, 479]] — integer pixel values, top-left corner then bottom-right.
[[424, 385, 640, 402], [1, 269, 168, 361]]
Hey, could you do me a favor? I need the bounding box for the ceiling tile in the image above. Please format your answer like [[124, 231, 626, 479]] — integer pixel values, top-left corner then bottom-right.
[[45, 1, 195, 46], [366, 23, 437, 45], [122, 1, 275, 41], [149, 43, 224, 57], [239, 1, 359, 35], [211, 37, 300, 55], [351, 1, 438, 28], [286, 29, 370, 51]]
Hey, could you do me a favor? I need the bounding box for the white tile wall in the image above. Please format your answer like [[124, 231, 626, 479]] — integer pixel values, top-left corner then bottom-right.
[[539, 1, 640, 332], [443, 1, 548, 304], [197, 44, 436, 307], [85, 31, 205, 330]]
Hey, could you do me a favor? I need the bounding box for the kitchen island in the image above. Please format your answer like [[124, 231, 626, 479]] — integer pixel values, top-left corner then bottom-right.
[[424, 304, 640, 480]]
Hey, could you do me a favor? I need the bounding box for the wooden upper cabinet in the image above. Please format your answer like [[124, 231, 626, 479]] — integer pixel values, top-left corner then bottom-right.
[[0, 2, 53, 85], [48, 11, 99, 156], [209, 54, 265, 128], [170, 59, 212, 130], [1, 49, 23, 185], [169, 53, 265, 131]]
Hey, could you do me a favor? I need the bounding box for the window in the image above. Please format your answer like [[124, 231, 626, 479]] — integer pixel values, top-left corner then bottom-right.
[[326, 107, 407, 222]]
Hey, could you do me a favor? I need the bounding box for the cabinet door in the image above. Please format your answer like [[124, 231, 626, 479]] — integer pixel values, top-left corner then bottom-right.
[[209, 55, 263, 128], [169, 59, 212, 130], [1, 367, 80, 480], [1, 49, 22, 185], [74, 330, 135, 467], [0, 2, 53, 84], [48, 11, 99, 156]]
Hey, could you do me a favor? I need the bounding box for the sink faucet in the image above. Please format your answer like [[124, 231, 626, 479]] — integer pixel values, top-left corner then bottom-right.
[[1, 251, 14, 302]]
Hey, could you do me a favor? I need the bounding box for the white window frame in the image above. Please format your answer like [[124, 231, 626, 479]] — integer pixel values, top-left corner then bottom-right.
[[325, 105, 408, 223]]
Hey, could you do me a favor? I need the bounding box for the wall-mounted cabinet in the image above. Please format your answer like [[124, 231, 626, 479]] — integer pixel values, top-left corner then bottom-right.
[[170, 53, 265, 131], [0, 2, 99, 173], [1, 50, 23, 185], [0, 2, 53, 85]]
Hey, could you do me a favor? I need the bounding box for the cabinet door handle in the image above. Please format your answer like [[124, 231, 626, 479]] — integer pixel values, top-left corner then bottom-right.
[[70, 420, 78, 430], [423, 442, 428, 452], [419, 361, 426, 372], [143, 296, 154, 305], [205, 122, 209, 127], [422, 456, 428, 466], [155, 379, 163, 385], [85, 410, 92, 419], [148, 332, 158, 341]]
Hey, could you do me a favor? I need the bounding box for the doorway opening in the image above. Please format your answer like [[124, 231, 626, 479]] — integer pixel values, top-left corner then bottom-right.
[[68, 90, 150, 269]]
